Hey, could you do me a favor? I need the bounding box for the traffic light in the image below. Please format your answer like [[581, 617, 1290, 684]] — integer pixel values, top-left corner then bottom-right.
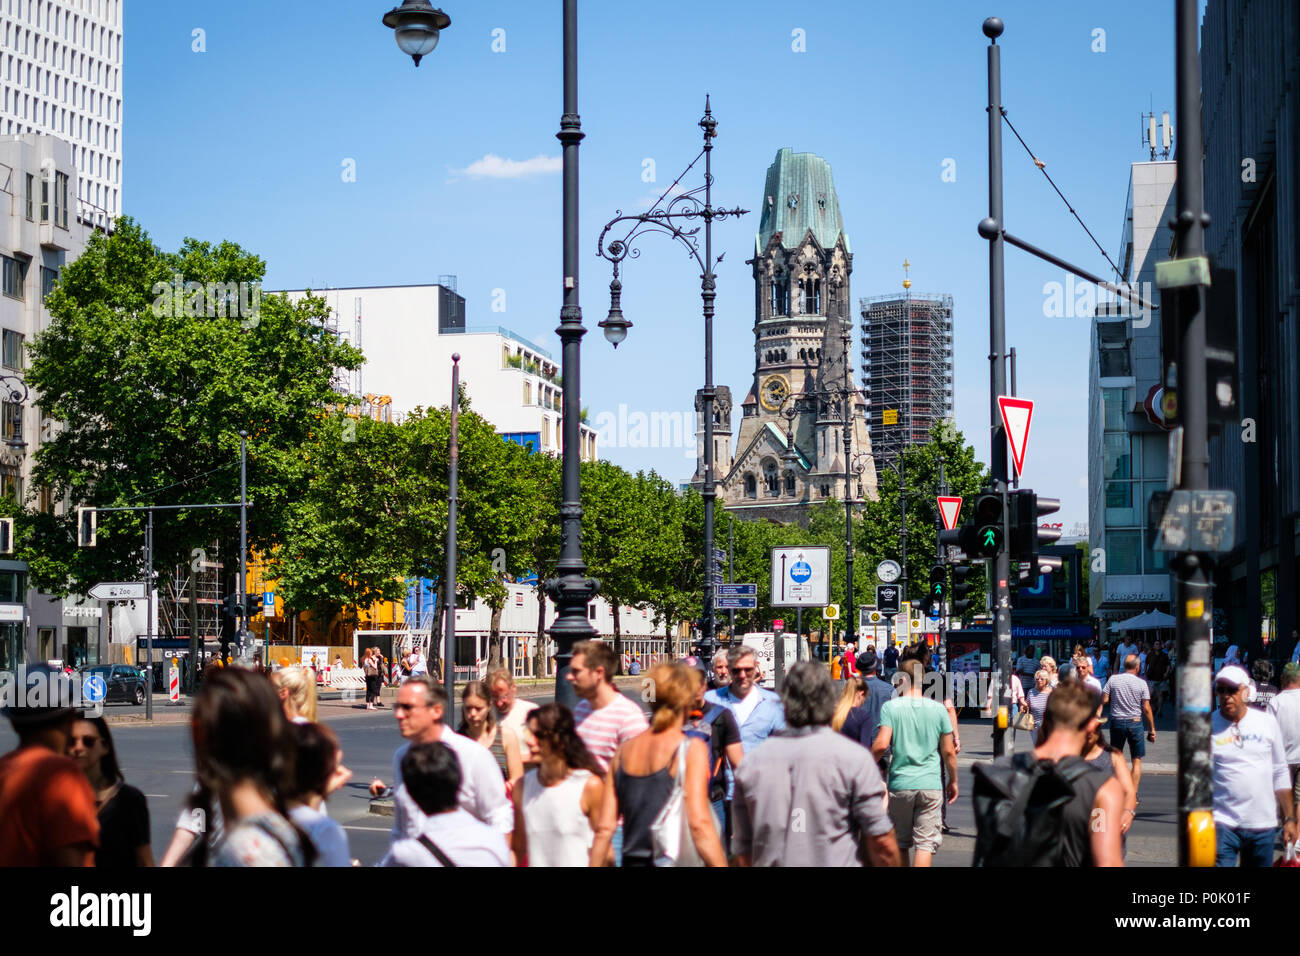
[[951, 564, 974, 615], [928, 565, 945, 601], [969, 490, 1005, 558], [77, 506, 96, 547], [221, 593, 240, 623], [1010, 489, 1062, 572], [245, 594, 261, 620]]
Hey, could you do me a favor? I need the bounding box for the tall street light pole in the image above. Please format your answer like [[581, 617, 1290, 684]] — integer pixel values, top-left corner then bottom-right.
[[238, 430, 248, 663], [597, 99, 748, 662], [382, 1, 599, 707], [840, 327, 857, 651], [445, 355, 459, 727]]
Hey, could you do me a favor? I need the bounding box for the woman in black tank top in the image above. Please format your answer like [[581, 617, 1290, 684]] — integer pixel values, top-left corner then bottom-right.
[[1083, 714, 1137, 840]]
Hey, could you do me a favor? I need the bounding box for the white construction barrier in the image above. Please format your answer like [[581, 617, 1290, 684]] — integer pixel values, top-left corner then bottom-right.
[[328, 667, 366, 690]]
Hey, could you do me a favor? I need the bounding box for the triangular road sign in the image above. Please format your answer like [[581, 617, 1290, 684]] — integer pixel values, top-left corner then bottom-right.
[[937, 495, 963, 531], [998, 396, 1034, 477]]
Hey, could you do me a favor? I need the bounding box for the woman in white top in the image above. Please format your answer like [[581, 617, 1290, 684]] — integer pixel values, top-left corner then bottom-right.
[[512, 703, 605, 867]]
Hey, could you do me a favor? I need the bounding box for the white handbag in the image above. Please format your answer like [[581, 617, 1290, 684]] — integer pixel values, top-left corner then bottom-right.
[[650, 740, 705, 867]]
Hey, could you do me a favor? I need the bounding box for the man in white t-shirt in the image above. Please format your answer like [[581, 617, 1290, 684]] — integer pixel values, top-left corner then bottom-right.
[[379, 741, 509, 867], [1116, 637, 1140, 665], [367, 676, 513, 843], [1210, 665, 1296, 867], [1268, 662, 1300, 798]]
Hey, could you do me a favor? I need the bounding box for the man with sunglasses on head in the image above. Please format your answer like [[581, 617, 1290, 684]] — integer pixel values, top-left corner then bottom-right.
[[1210, 664, 1297, 867]]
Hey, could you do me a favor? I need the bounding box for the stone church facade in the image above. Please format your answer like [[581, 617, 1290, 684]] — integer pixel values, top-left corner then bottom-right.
[[694, 148, 876, 526]]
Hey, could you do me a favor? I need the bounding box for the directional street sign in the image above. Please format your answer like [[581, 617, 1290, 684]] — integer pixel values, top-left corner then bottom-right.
[[937, 495, 963, 531], [713, 549, 728, 564], [88, 581, 147, 601], [998, 396, 1035, 477], [716, 596, 758, 610], [715, 583, 757, 597], [770, 546, 831, 607]]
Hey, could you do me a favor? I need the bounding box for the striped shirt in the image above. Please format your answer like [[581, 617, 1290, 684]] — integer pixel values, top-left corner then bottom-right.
[[573, 694, 649, 774]]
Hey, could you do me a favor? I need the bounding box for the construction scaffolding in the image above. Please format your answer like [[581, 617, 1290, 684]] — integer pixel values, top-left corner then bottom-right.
[[160, 545, 224, 649], [859, 292, 954, 472]]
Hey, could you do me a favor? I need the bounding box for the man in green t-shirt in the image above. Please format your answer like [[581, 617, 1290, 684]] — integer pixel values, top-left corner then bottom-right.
[[871, 657, 958, 867]]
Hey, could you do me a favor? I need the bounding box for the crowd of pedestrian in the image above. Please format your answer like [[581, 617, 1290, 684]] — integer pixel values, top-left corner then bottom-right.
[[6, 630, 1300, 869]]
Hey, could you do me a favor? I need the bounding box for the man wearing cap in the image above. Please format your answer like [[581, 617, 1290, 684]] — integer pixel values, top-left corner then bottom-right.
[[841, 647, 894, 760], [0, 685, 99, 866], [1211, 664, 1297, 866]]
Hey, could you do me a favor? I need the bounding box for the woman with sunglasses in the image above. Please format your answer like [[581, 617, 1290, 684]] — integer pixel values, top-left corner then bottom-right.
[[67, 714, 154, 867]]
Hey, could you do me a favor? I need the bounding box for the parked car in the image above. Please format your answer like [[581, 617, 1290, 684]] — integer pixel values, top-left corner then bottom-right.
[[83, 664, 147, 705]]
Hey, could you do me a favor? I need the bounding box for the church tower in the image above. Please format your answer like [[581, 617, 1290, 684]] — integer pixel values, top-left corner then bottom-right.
[[711, 148, 876, 525]]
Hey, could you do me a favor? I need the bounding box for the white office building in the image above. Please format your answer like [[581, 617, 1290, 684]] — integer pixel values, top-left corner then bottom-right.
[[283, 282, 599, 461], [0, 132, 104, 672], [1087, 160, 1177, 622], [1, 0, 123, 230]]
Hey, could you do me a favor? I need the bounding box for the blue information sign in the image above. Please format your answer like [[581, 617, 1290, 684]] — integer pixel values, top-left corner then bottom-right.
[[716, 596, 758, 610], [715, 583, 757, 597]]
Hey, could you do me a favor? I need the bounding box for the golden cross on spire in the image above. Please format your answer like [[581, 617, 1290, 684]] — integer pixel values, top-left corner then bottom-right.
[[902, 257, 912, 290]]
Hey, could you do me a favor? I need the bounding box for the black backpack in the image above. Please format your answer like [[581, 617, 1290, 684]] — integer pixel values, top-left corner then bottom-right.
[[972, 753, 1101, 867]]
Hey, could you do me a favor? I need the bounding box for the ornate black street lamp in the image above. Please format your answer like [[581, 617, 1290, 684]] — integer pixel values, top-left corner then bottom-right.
[[382, 1, 450, 66], [384, 0, 598, 706], [595, 98, 747, 660]]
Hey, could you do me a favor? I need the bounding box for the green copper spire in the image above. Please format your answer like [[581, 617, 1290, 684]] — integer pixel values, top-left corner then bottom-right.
[[756, 148, 848, 253]]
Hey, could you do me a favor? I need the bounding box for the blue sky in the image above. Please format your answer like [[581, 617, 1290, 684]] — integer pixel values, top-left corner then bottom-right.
[[122, 0, 1181, 530]]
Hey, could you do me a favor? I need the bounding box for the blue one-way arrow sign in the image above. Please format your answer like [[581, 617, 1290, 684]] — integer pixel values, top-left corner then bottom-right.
[[715, 583, 757, 597]]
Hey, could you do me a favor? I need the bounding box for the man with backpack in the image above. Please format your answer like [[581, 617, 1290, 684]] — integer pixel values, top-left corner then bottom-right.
[[685, 657, 744, 844], [973, 682, 1125, 866]]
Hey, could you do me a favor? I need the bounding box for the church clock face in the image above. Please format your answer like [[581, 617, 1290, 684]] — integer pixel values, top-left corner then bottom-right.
[[760, 375, 789, 411]]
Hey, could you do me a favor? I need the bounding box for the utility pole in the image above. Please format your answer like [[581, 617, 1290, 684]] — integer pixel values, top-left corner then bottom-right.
[[1168, 0, 1215, 867], [727, 515, 735, 643], [445, 355, 460, 729], [238, 431, 248, 663], [841, 328, 857, 653], [982, 17, 1014, 758]]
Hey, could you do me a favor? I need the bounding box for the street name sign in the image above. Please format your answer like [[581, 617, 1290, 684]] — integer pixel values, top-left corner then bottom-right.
[[89, 581, 147, 601], [716, 595, 758, 610], [1150, 489, 1237, 553], [997, 396, 1034, 477], [715, 583, 757, 597], [770, 546, 830, 607]]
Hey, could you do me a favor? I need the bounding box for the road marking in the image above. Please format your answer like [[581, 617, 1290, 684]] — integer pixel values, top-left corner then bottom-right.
[[341, 825, 391, 832]]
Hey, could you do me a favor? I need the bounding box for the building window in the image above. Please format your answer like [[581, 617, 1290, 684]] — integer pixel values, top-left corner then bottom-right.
[[38, 484, 55, 514], [587, 604, 597, 620], [800, 277, 821, 315], [1103, 433, 1130, 481], [783, 474, 795, 496], [55, 171, 68, 228], [40, 174, 49, 222], [770, 276, 789, 316], [24, 173, 33, 220], [1, 402, 21, 445], [0, 466, 20, 503], [1102, 388, 1127, 431], [763, 461, 780, 496], [523, 381, 531, 406], [1106, 530, 1141, 575], [2, 330, 24, 369], [40, 266, 57, 302], [1, 258, 27, 301], [744, 474, 757, 499]]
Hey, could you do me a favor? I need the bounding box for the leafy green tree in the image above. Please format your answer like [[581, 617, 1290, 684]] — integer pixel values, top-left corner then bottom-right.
[[21, 218, 362, 599], [860, 420, 990, 618]]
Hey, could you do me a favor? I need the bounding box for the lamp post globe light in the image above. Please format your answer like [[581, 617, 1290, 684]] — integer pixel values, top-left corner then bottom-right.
[[596, 99, 748, 660], [382, 0, 451, 66], [383, 0, 598, 707]]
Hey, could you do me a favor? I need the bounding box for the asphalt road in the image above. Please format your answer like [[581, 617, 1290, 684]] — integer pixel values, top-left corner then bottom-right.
[[0, 695, 1184, 866]]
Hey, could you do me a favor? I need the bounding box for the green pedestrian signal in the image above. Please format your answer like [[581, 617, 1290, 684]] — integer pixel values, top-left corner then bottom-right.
[[981, 528, 998, 547]]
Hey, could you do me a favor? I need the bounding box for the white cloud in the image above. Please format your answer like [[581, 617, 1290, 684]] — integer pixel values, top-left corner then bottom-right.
[[451, 153, 561, 180]]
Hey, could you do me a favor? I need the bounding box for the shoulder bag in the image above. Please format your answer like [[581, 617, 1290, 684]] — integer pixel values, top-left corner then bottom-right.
[[650, 740, 707, 867]]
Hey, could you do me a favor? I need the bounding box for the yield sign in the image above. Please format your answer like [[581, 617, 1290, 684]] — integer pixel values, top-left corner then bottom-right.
[[937, 496, 963, 530], [998, 396, 1034, 477]]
